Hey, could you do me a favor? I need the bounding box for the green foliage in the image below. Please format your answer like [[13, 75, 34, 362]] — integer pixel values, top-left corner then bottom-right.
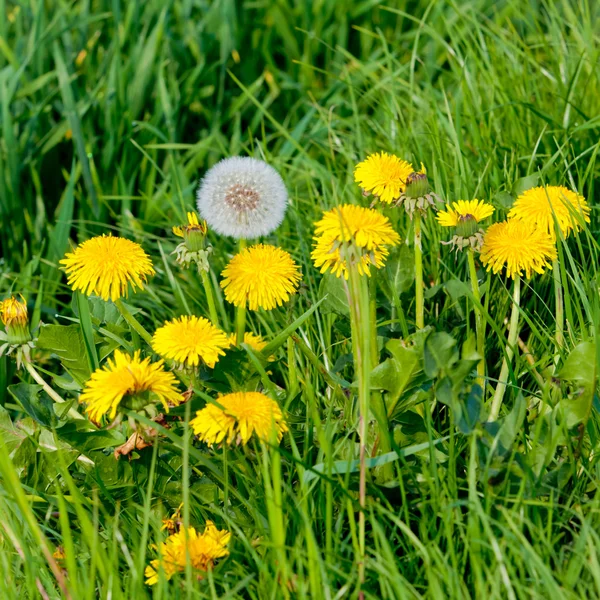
[[1, 0, 600, 599]]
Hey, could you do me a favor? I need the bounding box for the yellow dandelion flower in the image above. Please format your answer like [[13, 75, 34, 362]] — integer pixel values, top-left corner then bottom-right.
[[161, 503, 183, 534], [311, 204, 400, 278], [191, 391, 288, 446], [437, 200, 495, 252], [1, 296, 28, 328], [437, 199, 495, 227], [480, 220, 557, 279], [152, 316, 230, 369], [145, 522, 230, 586], [172, 212, 208, 239], [52, 546, 66, 561], [227, 331, 267, 352], [79, 350, 183, 423], [354, 152, 415, 204], [220, 244, 301, 311], [508, 185, 590, 240], [60, 235, 155, 301]]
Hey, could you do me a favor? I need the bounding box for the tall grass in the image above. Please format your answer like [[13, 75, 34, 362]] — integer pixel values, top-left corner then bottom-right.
[[1, 0, 600, 598]]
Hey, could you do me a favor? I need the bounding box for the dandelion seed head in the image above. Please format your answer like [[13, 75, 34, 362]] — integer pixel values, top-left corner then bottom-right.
[[197, 157, 288, 239]]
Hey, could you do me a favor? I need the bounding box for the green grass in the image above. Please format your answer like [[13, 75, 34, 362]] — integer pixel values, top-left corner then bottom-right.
[[1, 0, 600, 598]]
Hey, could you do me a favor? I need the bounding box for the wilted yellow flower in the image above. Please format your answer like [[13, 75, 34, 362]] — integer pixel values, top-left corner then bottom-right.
[[0, 296, 31, 347], [220, 244, 301, 310], [508, 185, 590, 240], [228, 331, 267, 353], [152, 316, 230, 369], [1, 296, 28, 328], [480, 220, 557, 279], [60, 235, 154, 301], [161, 503, 183, 534], [191, 391, 287, 446], [437, 199, 495, 251], [79, 350, 183, 423], [311, 204, 400, 278], [354, 152, 415, 203], [145, 522, 230, 585]]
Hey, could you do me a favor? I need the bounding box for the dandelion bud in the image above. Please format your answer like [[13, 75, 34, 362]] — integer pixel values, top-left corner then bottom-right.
[[396, 167, 439, 218], [172, 212, 212, 271], [437, 200, 495, 253], [1, 296, 31, 346]]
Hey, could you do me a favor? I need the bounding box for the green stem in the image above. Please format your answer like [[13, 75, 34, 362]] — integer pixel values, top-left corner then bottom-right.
[[235, 239, 248, 345], [200, 269, 220, 327], [24, 361, 83, 421], [114, 298, 153, 346], [414, 213, 424, 329], [467, 249, 486, 385], [346, 268, 371, 592], [489, 276, 521, 421], [553, 258, 564, 351]]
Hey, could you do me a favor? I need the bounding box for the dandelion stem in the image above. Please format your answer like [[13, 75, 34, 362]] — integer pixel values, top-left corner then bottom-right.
[[489, 275, 521, 421], [345, 266, 371, 592], [200, 269, 220, 327], [235, 239, 247, 344], [467, 249, 486, 385], [553, 258, 564, 350], [414, 213, 425, 329], [24, 361, 83, 421], [114, 299, 153, 346]]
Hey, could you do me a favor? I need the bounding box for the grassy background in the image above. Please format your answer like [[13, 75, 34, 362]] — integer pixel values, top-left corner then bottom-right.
[[1, 0, 600, 598]]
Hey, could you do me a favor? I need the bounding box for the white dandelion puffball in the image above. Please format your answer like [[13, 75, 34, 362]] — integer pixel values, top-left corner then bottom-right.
[[196, 157, 288, 239]]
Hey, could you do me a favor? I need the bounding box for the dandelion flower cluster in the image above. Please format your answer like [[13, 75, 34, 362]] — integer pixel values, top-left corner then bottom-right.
[[508, 185, 589, 240], [480, 220, 557, 279], [437, 199, 495, 251], [220, 244, 301, 310], [191, 391, 288, 446], [79, 350, 183, 423], [354, 152, 415, 204], [145, 522, 230, 585], [152, 316, 230, 369], [197, 157, 287, 239], [311, 204, 400, 278], [60, 235, 155, 301]]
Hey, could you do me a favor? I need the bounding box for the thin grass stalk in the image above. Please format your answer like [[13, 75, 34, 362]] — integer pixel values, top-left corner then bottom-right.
[[553, 258, 564, 350], [467, 249, 486, 384], [114, 299, 153, 346], [200, 269, 220, 326], [414, 213, 424, 329], [489, 275, 521, 421]]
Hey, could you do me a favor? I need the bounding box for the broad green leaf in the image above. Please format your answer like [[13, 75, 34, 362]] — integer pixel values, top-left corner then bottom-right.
[[0, 405, 28, 455], [558, 341, 597, 427], [318, 273, 349, 316], [424, 332, 458, 378], [384, 244, 415, 296], [512, 174, 539, 197], [36, 324, 91, 385], [8, 383, 62, 428]]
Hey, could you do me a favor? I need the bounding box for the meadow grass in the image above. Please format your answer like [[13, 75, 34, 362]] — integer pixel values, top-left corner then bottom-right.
[[1, 0, 600, 598]]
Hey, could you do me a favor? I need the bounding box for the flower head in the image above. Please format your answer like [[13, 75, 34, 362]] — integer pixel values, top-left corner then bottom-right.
[[197, 157, 287, 239], [1, 296, 28, 329], [0, 295, 32, 356], [228, 331, 267, 353], [60, 235, 154, 301], [191, 391, 288, 446], [395, 166, 439, 217], [354, 152, 415, 204], [220, 244, 301, 310], [161, 503, 183, 534], [437, 199, 495, 252], [145, 522, 230, 585], [173, 211, 209, 260], [152, 316, 230, 369], [311, 204, 400, 278], [508, 185, 590, 240], [480, 220, 557, 279], [79, 350, 183, 423]]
